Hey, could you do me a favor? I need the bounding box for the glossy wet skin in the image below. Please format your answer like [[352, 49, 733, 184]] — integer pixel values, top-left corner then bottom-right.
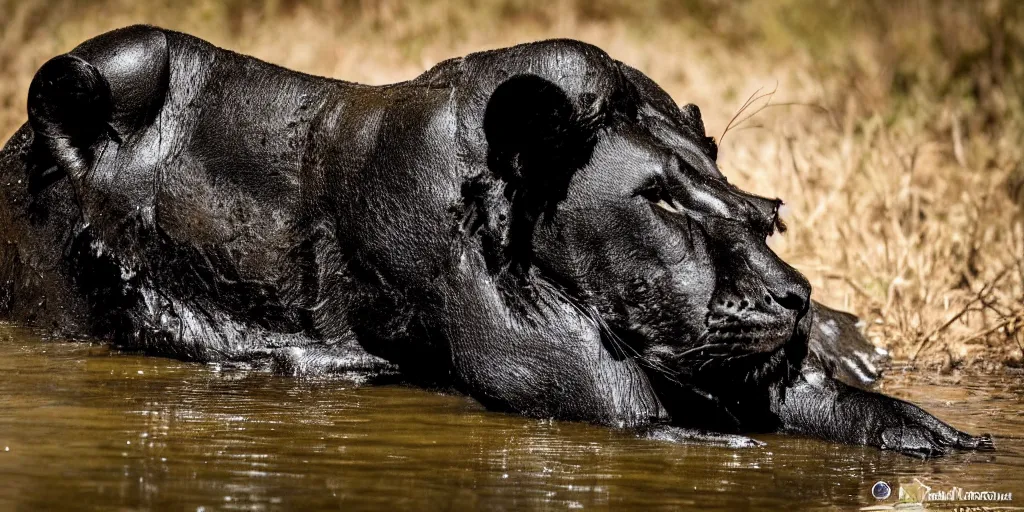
[[533, 125, 812, 386], [0, 26, 995, 456]]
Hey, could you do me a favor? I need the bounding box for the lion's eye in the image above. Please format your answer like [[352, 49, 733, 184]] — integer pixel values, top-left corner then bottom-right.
[[654, 198, 682, 214], [638, 183, 684, 215], [637, 183, 662, 202]]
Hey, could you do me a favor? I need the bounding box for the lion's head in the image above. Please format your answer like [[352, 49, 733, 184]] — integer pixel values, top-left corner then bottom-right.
[[469, 45, 812, 400]]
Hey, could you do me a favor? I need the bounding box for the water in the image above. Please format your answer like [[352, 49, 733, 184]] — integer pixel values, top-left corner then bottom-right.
[[0, 323, 1021, 511]]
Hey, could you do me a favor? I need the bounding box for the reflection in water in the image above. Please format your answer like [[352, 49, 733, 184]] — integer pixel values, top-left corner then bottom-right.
[[0, 324, 1021, 510]]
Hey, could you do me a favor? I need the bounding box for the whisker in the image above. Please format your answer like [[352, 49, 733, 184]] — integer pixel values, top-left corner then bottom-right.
[[535, 278, 686, 385], [675, 341, 734, 359]]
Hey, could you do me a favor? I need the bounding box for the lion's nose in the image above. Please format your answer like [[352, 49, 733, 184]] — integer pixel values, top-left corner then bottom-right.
[[764, 267, 810, 313], [768, 288, 808, 312], [708, 292, 754, 318]]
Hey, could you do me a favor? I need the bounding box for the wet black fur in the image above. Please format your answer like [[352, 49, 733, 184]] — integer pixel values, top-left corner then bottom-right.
[[0, 26, 993, 456]]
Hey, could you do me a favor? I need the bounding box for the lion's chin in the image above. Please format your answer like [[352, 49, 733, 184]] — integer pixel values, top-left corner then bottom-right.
[[685, 342, 793, 389], [681, 318, 810, 386], [748, 328, 797, 353]]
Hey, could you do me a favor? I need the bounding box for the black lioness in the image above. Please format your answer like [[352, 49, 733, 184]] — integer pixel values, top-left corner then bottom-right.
[[0, 25, 993, 457]]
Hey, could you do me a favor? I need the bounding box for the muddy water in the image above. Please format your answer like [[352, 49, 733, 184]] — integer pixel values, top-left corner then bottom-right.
[[0, 324, 1021, 511]]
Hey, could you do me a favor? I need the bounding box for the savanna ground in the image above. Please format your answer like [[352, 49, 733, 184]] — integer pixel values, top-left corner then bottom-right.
[[1, 0, 1022, 372]]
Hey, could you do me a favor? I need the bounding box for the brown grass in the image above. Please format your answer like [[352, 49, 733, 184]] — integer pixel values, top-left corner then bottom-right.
[[1, 0, 1022, 371]]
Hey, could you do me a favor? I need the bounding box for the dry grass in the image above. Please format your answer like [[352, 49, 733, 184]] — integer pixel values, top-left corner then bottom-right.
[[1, 0, 1021, 371]]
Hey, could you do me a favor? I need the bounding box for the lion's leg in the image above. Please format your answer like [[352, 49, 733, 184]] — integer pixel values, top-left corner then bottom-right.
[[425, 253, 667, 427], [770, 364, 995, 458]]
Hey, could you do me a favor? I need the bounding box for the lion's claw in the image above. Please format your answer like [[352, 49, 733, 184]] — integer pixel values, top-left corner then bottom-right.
[[880, 423, 995, 458], [961, 432, 996, 451]]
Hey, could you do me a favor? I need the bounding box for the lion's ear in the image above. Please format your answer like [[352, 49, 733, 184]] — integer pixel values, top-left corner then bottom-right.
[[483, 74, 601, 275], [484, 74, 597, 185], [679, 103, 718, 162]]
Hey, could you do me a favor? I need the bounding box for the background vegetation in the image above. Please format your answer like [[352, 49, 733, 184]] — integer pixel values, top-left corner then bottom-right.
[[1, 0, 1021, 371]]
